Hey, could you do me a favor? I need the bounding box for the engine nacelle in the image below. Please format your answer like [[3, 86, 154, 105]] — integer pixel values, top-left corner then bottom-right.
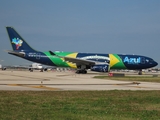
[[43, 68, 48, 71], [91, 64, 109, 72]]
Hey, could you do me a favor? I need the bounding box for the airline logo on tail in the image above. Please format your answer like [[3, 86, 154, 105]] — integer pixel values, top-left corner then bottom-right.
[[12, 38, 23, 50]]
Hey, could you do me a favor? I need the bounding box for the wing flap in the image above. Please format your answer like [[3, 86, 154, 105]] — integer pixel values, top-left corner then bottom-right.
[[62, 57, 95, 66]]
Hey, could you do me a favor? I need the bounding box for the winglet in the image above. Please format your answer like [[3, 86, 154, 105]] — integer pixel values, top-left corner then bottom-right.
[[49, 51, 56, 56]]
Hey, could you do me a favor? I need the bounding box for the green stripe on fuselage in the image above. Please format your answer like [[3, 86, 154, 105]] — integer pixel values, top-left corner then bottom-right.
[[109, 54, 126, 69], [44, 51, 74, 67]]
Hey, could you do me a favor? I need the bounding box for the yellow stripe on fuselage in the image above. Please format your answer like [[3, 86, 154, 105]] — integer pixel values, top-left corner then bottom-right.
[[66, 53, 78, 68], [109, 54, 120, 68]]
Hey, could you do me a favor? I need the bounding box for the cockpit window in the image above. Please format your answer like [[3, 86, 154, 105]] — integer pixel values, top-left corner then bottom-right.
[[146, 59, 154, 63], [146, 59, 149, 63], [150, 59, 154, 62]]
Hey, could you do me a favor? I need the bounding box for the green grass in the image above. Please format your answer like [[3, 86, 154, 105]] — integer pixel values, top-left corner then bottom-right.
[[94, 75, 160, 82], [0, 91, 160, 120]]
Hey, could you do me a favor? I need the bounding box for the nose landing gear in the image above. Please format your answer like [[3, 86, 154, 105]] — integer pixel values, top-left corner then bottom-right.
[[138, 69, 142, 75]]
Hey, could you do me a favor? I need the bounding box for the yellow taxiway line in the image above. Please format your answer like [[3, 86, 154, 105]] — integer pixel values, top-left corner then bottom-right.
[[8, 84, 59, 90]]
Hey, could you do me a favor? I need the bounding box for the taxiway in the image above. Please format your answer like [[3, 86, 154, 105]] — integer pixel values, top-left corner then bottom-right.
[[0, 70, 160, 91]]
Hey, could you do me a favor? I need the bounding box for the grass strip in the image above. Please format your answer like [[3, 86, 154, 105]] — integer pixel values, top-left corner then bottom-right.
[[94, 75, 160, 82], [0, 91, 160, 120]]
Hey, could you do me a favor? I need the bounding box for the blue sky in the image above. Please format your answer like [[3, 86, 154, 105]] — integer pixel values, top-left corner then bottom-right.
[[0, 0, 160, 66]]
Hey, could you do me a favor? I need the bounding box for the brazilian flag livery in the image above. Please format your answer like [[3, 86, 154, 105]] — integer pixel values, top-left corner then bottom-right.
[[109, 54, 126, 69], [43, 51, 127, 69], [44, 51, 78, 68]]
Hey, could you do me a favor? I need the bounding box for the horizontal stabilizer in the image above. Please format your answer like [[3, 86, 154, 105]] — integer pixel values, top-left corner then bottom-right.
[[6, 50, 25, 57]]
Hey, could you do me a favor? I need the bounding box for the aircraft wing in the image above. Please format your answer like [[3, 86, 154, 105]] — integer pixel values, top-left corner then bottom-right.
[[60, 56, 95, 66], [49, 51, 95, 66]]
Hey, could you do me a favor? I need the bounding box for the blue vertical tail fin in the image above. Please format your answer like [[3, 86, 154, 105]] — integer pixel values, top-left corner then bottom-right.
[[6, 27, 36, 52]]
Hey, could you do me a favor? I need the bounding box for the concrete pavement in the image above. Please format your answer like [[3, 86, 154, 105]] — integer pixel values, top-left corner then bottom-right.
[[0, 70, 160, 91]]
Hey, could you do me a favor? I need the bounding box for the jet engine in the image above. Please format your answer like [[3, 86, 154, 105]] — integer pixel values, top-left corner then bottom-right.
[[91, 64, 110, 72], [43, 68, 48, 71]]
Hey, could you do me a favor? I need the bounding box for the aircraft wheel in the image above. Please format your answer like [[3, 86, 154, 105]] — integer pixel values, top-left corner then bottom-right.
[[82, 70, 87, 74], [76, 70, 87, 74], [138, 70, 142, 75]]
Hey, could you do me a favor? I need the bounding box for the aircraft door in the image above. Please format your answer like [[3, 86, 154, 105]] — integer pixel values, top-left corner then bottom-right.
[[36, 53, 41, 59]]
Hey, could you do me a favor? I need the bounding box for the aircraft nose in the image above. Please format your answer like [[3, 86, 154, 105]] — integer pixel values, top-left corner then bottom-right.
[[149, 59, 158, 68], [152, 60, 158, 67], [154, 61, 158, 66]]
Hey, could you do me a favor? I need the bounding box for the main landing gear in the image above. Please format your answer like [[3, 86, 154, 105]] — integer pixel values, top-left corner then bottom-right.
[[76, 69, 87, 74], [75, 65, 87, 74]]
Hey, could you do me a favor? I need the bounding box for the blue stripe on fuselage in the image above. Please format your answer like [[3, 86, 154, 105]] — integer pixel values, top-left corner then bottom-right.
[[24, 52, 57, 66]]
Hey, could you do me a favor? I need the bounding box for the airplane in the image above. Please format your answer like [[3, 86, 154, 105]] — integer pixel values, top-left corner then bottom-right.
[[0, 64, 6, 70], [5, 27, 158, 74], [28, 63, 56, 72], [12, 63, 45, 72]]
